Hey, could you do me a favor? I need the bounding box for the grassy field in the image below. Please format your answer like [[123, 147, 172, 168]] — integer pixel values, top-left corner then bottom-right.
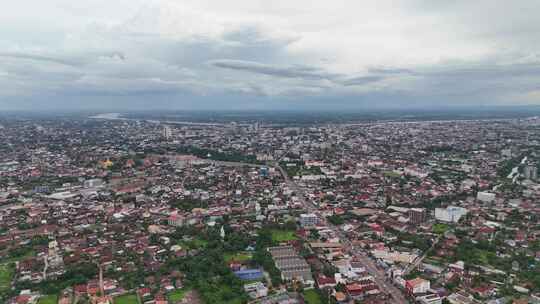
[[201, 284, 246, 304], [0, 264, 14, 294], [270, 230, 297, 242], [38, 295, 58, 304], [114, 293, 139, 304], [179, 238, 208, 249], [282, 163, 322, 177], [432, 223, 450, 235], [224, 252, 252, 263], [383, 171, 402, 178], [168, 289, 187, 302], [0, 250, 35, 265], [303, 289, 322, 304]]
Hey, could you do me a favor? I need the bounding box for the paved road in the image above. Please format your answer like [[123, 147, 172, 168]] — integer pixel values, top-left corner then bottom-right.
[[339, 234, 408, 303], [403, 235, 441, 276], [203, 159, 265, 168], [274, 162, 408, 304], [352, 250, 407, 302]]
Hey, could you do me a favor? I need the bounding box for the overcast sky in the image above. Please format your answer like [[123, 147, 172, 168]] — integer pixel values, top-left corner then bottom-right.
[[1, 0, 540, 110]]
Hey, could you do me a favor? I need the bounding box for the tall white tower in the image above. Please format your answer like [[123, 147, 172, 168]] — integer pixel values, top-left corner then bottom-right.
[[163, 125, 173, 140]]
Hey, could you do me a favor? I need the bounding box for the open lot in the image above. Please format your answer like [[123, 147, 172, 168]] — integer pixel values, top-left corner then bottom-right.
[[224, 252, 252, 263], [114, 293, 139, 304], [168, 289, 188, 302], [0, 264, 14, 294], [270, 230, 297, 242], [38, 295, 58, 304], [303, 289, 322, 304]]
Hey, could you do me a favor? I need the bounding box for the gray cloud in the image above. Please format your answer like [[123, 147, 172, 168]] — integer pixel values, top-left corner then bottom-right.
[[210, 59, 340, 81], [368, 67, 414, 75], [340, 75, 385, 86], [0, 52, 81, 66], [0, 50, 125, 67], [424, 62, 540, 79], [1, 0, 540, 109], [210, 59, 395, 88]]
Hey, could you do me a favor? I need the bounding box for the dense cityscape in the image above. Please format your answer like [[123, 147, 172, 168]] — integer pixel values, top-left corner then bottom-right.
[[4, 0, 540, 303], [0, 113, 539, 304]]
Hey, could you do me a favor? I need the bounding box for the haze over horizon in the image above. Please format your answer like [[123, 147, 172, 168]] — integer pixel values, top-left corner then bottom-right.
[[2, 0, 540, 110]]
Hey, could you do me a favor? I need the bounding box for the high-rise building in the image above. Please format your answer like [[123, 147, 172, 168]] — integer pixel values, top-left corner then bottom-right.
[[162, 125, 173, 140], [46, 240, 64, 276], [523, 165, 538, 180], [435, 206, 468, 223], [408, 208, 427, 224], [299, 213, 318, 227]]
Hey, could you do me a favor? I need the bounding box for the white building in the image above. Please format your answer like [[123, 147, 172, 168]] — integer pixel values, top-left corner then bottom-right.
[[371, 250, 418, 264], [447, 291, 482, 304], [46, 240, 64, 270], [404, 166, 429, 178], [350, 260, 366, 273], [416, 294, 442, 304], [84, 178, 104, 188], [523, 164, 538, 180], [299, 213, 318, 227], [244, 282, 268, 299], [162, 125, 173, 139], [435, 206, 468, 223], [406, 278, 430, 294], [168, 214, 185, 227], [477, 191, 496, 203]]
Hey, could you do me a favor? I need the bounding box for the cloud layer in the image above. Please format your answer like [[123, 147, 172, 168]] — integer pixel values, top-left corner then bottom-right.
[[1, 0, 540, 110]]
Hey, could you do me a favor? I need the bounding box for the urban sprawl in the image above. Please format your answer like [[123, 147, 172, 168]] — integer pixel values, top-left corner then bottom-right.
[[0, 115, 539, 304]]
